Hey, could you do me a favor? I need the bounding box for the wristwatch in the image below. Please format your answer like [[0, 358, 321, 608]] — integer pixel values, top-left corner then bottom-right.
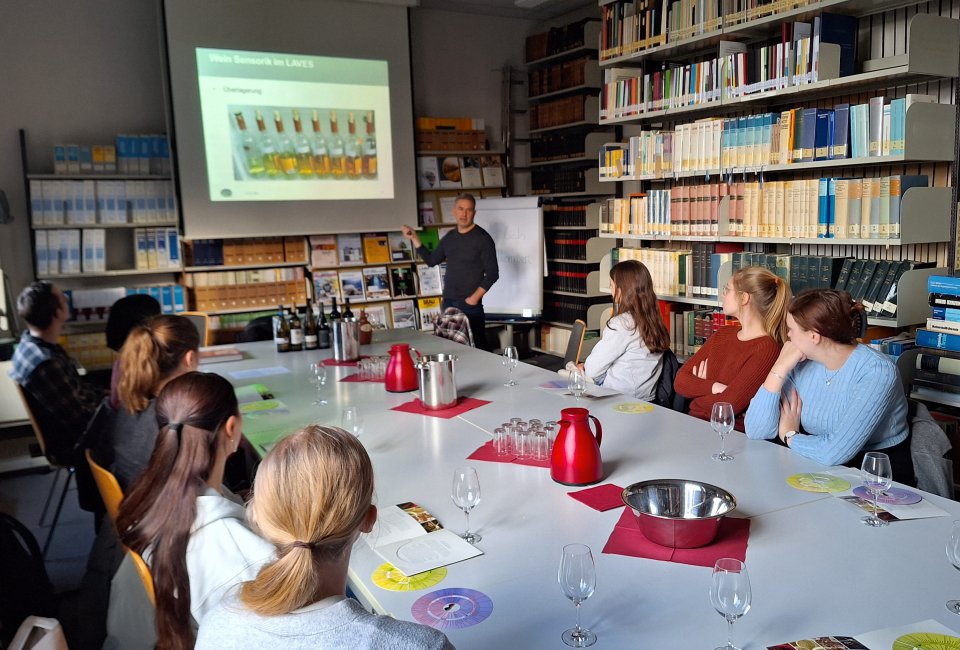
[[784, 430, 799, 443]]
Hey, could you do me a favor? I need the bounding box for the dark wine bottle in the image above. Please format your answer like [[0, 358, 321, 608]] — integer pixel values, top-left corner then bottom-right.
[[274, 305, 290, 353], [317, 303, 331, 349], [330, 297, 341, 320], [343, 297, 355, 320], [303, 299, 318, 350]]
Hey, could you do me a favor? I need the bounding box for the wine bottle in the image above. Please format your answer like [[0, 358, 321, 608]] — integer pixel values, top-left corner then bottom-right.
[[328, 112, 346, 178], [256, 110, 281, 177], [274, 111, 298, 177], [303, 299, 318, 350], [362, 111, 378, 178], [317, 303, 332, 349], [310, 109, 331, 178], [233, 112, 265, 177], [329, 297, 341, 321], [292, 110, 314, 177], [288, 307, 303, 352], [345, 112, 361, 179], [274, 305, 290, 353], [343, 297, 355, 320]]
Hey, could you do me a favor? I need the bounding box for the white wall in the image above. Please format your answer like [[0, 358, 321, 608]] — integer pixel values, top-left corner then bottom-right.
[[0, 2, 537, 299], [0, 1, 167, 297]]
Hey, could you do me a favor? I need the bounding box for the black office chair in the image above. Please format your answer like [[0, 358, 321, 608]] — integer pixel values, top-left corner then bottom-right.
[[236, 315, 275, 343]]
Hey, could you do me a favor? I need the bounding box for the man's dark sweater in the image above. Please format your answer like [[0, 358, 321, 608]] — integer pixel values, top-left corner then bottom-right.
[[416, 225, 499, 301]]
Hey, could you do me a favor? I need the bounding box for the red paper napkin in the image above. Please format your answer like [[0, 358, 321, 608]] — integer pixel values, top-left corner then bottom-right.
[[390, 396, 490, 419], [466, 441, 551, 468], [568, 484, 626, 512], [602, 506, 750, 567], [339, 372, 384, 383], [322, 355, 368, 367]]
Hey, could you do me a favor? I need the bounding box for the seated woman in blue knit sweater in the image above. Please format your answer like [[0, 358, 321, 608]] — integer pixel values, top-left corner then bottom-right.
[[744, 289, 915, 485]]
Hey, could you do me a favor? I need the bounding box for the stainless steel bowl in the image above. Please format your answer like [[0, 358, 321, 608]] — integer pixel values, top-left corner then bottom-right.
[[621, 479, 737, 549]]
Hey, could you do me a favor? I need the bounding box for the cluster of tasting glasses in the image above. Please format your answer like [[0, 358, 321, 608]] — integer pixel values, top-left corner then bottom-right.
[[358, 355, 389, 380], [492, 418, 559, 461]]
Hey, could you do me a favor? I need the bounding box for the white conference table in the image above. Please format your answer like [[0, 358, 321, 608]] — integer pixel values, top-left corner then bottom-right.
[[209, 330, 960, 649]]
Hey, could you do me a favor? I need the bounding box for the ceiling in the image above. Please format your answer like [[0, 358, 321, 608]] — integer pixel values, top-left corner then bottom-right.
[[414, 0, 596, 21]]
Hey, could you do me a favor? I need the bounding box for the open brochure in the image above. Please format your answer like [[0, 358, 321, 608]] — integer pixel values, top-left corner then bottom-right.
[[820, 468, 950, 521], [767, 618, 960, 649], [366, 502, 482, 576]]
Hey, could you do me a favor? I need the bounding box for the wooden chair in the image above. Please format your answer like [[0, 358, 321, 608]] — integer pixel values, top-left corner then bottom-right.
[[179, 310, 211, 346], [84, 449, 156, 606], [14, 383, 75, 558]]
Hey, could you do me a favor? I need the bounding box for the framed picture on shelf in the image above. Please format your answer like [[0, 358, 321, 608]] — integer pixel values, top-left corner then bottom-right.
[[339, 269, 366, 302], [363, 266, 391, 301], [391, 300, 417, 329]]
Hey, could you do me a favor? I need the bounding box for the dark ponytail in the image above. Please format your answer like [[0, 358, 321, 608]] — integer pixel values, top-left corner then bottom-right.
[[116, 372, 238, 650]]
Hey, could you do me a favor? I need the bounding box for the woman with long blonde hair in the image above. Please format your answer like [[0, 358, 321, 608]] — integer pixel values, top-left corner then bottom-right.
[[196, 425, 453, 649], [579, 260, 670, 401], [675, 266, 790, 431]]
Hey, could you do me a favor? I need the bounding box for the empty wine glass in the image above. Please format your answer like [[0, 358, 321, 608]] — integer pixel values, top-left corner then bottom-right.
[[860, 451, 892, 527], [341, 406, 362, 437], [558, 543, 597, 648], [310, 362, 328, 406], [710, 402, 735, 461], [568, 369, 586, 402], [502, 346, 519, 386], [709, 558, 751, 650], [946, 521, 960, 614], [451, 467, 481, 544]]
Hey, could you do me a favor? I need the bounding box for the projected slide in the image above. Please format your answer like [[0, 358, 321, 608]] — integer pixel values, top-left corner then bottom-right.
[[196, 48, 394, 202]]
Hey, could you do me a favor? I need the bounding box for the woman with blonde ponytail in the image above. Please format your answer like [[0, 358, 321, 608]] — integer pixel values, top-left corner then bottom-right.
[[196, 425, 453, 650], [100, 314, 199, 488], [675, 266, 790, 431], [116, 372, 274, 650]]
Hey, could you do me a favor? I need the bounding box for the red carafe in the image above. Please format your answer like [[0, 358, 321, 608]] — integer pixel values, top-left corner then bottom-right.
[[551, 407, 603, 486], [384, 343, 419, 392]]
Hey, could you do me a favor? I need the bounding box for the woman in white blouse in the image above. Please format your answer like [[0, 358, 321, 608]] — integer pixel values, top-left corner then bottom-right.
[[579, 260, 670, 401]]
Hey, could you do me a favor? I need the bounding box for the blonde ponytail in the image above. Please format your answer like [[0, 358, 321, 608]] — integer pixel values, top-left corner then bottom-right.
[[241, 426, 374, 615], [117, 315, 200, 413], [733, 267, 792, 345]]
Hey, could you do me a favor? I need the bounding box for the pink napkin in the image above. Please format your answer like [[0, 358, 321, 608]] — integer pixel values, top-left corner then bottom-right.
[[602, 507, 750, 567], [466, 441, 551, 468], [339, 372, 384, 383], [322, 355, 368, 367], [568, 484, 625, 511], [390, 396, 490, 419]]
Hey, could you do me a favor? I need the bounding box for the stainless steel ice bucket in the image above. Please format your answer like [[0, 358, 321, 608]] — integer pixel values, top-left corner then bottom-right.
[[415, 353, 458, 410], [331, 319, 359, 362]]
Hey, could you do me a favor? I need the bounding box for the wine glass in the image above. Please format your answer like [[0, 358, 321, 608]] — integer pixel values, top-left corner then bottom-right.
[[558, 543, 597, 648], [568, 369, 586, 402], [451, 467, 481, 544], [860, 451, 892, 527], [502, 345, 519, 386], [341, 406, 362, 437], [710, 402, 735, 461], [709, 558, 751, 650], [310, 362, 328, 406], [946, 521, 960, 614]]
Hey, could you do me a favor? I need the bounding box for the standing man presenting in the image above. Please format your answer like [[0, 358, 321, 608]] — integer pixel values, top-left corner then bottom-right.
[[402, 193, 499, 350]]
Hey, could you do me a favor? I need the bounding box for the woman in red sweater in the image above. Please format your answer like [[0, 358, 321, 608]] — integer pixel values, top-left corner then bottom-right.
[[674, 266, 790, 431]]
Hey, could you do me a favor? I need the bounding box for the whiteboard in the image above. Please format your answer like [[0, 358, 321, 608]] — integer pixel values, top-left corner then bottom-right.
[[474, 197, 543, 317]]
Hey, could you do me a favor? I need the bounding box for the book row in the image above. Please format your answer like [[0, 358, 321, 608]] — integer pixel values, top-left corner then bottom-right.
[[543, 201, 598, 229], [416, 156, 505, 190], [134, 228, 184, 271], [313, 263, 446, 305], [525, 18, 596, 63], [189, 277, 308, 313], [185, 237, 308, 267], [599, 0, 813, 59], [529, 56, 596, 98], [546, 233, 594, 261], [661, 305, 735, 358], [65, 284, 186, 324], [52, 134, 170, 176], [33, 227, 181, 276], [601, 96, 933, 177], [532, 169, 593, 195], [29, 179, 177, 226], [599, 175, 928, 240], [532, 132, 598, 163], [530, 95, 591, 130], [545, 262, 596, 294], [542, 295, 610, 325], [602, 10, 855, 98]]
